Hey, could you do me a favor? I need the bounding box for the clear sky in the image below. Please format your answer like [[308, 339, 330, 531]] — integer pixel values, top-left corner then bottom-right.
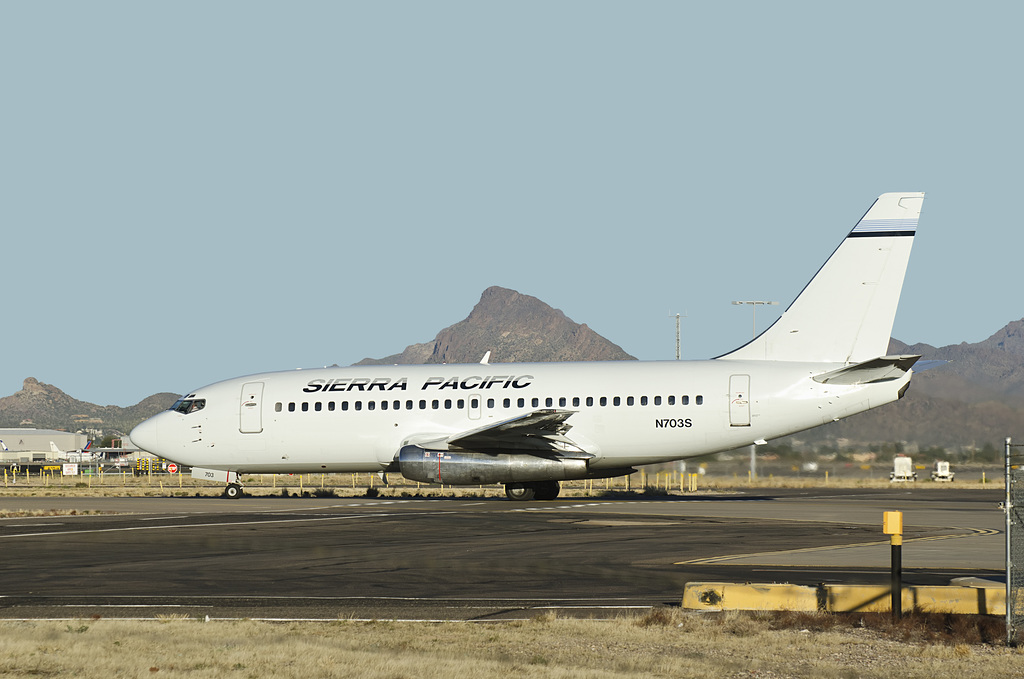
[[2, 2, 1020, 407]]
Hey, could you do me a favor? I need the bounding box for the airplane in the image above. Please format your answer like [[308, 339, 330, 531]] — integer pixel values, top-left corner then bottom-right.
[[131, 192, 925, 500], [50, 440, 96, 463]]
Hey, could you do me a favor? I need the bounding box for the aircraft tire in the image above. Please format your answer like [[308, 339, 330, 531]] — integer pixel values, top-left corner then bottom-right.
[[224, 483, 243, 499], [534, 480, 560, 501], [504, 484, 536, 501]]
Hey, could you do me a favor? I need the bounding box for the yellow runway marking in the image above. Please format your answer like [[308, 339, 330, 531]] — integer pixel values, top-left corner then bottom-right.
[[676, 526, 998, 565]]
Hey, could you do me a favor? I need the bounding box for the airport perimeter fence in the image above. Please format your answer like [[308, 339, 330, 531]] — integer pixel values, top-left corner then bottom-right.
[[1005, 438, 1024, 646]]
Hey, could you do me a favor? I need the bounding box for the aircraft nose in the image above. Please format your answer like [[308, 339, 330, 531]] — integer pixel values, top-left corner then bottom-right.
[[130, 416, 160, 454]]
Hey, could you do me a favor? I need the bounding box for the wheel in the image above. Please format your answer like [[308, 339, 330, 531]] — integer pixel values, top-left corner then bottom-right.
[[224, 483, 243, 499], [534, 480, 561, 501], [504, 483, 536, 501]]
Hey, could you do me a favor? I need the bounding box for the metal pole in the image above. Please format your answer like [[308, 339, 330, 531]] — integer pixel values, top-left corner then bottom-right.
[[891, 536, 902, 620], [675, 313, 680, 361], [669, 312, 686, 360], [1007, 437, 1013, 646]]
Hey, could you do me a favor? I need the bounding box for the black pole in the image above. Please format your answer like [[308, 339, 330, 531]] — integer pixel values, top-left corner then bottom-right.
[[891, 536, 902, 620]]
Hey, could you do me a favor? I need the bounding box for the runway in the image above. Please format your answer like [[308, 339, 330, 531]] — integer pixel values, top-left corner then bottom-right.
[[0, 488, 1004, 620]]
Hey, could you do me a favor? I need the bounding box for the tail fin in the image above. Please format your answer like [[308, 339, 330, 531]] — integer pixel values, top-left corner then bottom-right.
[[721, 192, 923, 363], [50, 441, 62, 455]]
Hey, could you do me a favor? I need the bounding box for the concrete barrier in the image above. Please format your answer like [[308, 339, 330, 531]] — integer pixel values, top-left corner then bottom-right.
[[683, 582, 1004, 615], [683, 582, 818, 612], [823, 585, 913, 613]]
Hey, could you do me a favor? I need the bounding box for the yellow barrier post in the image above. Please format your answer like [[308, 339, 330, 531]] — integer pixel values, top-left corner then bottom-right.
[[883, 511, 903, 620]]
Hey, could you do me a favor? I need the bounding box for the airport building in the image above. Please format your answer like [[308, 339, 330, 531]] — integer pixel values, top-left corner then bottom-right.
[[0, 428, 89, 463]]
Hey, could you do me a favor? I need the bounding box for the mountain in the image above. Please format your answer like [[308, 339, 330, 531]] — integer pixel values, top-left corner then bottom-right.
[[356, 286, 635, 365], [0, 377, 179, 435]]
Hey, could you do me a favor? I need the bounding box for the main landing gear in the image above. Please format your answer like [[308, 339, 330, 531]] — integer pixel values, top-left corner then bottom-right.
[[223, 483, 243, 499], [504, 480, 560, 501]]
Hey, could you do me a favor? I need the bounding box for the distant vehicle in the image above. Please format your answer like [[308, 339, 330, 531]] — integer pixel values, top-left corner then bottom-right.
[[801, 462, 819, 472], [890, 455, 917, 482], [931, 460, 955, 482]]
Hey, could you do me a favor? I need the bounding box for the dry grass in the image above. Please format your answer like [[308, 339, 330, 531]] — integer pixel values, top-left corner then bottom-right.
[[0, 508, 109, 518], [0, 469, 1000, 501], [0, 612, 1020, 679]]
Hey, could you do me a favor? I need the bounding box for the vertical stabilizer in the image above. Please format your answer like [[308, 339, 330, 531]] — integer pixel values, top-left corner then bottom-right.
[[721, 192, 923, 363]]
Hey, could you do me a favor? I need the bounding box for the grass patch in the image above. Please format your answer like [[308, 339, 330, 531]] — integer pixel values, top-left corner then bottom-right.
[[0, 612, 1019, 679]]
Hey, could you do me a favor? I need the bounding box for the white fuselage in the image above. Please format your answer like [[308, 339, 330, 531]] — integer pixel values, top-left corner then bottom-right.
[[130, 358, 910, 475]]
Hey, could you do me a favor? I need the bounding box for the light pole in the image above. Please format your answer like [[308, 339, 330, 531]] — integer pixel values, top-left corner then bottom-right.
[[731, 300, 778, 338], [732, 300, 778, 480]]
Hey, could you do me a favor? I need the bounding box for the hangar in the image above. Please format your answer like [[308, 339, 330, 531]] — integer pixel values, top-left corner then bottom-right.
[[0, 428, 89, 463]]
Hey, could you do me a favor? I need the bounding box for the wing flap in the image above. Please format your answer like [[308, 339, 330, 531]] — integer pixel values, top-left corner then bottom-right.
[[413, 409, 589, 457]]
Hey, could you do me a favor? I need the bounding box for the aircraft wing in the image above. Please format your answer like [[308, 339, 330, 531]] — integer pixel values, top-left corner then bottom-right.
[[409, 409, 590, 457]]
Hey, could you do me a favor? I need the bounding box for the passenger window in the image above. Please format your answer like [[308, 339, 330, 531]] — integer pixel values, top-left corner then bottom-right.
[[368, 401, 375, 411], [532, 398, 539, 407], [381, 400, 388, 410], [682, 395, 690, 406], [600, 397, 607, 406], [314, 402, 322, 412], [487, 398, 495, 408], [355, 401, 362, 411], [419, 400, 427, 410], [275, 402, 282, 412], [573, 397, 581, 407], [406, 400, 413, 410], [444, 399, 452, 410], [517, 398, 525, 408], [458, 399, 465, 409], [586, 397, 593, 407], [559, 397, 566, 407], [640, 396, 647, 406], [696, 395, 704, 405], [288, 402, 296, 412], [328, 402, 335, 411], [342, 402, 349, 411], [503, 398, 511, 408], [432, 400, 439, 410], [668, 396, 676, 406], [627, 396, 634, 406], [613, 397, 621, 406], [654, 396, 662, 406], [302, 402, 309, 412]]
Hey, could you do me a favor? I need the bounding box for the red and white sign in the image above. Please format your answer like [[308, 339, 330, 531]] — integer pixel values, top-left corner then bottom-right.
[[167, 463, 178, 474]]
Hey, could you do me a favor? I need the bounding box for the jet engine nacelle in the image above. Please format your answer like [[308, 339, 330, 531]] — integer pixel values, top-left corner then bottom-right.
[[398, 445, 590, 485]]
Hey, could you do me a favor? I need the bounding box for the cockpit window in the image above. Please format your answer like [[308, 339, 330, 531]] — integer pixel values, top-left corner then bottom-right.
[[170, 398, 206, 414]]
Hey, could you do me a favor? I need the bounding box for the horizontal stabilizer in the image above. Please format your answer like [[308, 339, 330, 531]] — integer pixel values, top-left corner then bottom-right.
[[913, 359, 947, 372], [812, 355, 921, 385]]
